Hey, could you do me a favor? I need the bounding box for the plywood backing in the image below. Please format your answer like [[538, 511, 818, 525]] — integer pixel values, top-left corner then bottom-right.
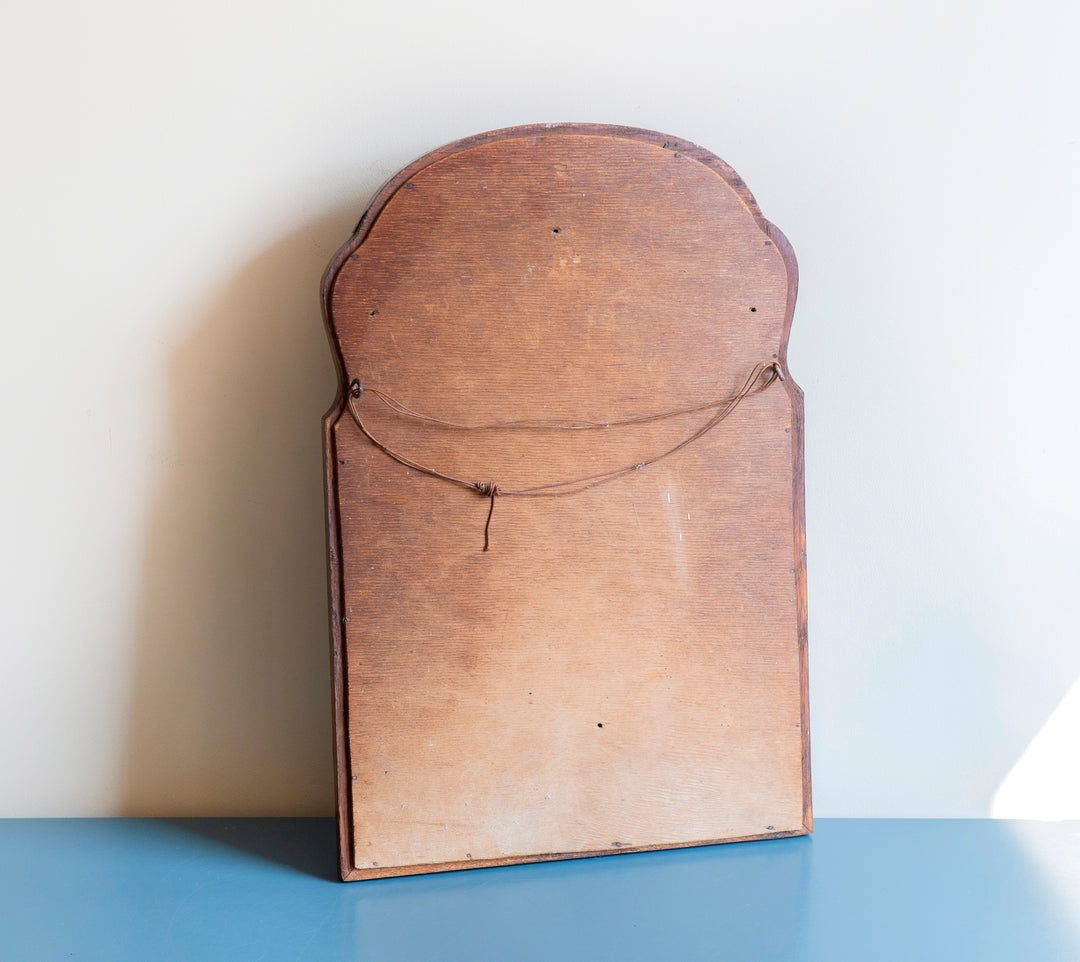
[[321, 124, 809, 881]]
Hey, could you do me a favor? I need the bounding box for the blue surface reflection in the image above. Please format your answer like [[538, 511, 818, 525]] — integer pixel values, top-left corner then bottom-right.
[[1, 818, 1076, 961]]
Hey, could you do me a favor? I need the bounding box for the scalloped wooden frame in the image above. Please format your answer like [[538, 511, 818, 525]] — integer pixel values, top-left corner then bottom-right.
[[321, 124, 810, 881]]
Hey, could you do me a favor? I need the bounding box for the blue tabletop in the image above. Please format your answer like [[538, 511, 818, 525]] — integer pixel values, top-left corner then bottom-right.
[[2, 818, 1077, 961]]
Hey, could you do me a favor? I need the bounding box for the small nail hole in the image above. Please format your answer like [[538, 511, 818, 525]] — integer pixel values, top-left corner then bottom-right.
[[750, 307, 757, 312], [597, 723, 603, 728], [552, 228, 560, 234]]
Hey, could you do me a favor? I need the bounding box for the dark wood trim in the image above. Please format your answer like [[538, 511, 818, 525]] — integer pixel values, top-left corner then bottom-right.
[[762, 220, 812, 833], [321, 408, 353, 880], [342, 825, 810, 882]]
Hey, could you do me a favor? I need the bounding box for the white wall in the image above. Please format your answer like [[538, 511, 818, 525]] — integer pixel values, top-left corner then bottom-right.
[[2, 0, 1077, 818]]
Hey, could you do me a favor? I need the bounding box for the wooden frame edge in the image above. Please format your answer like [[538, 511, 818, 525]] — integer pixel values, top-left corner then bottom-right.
[[763, 220, 813, 835], [321, 407, 354, 881], [341, 824, 812, 882]]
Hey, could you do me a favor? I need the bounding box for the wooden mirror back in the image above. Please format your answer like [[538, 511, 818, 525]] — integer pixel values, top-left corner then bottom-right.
[[322, 124, 809, 881]]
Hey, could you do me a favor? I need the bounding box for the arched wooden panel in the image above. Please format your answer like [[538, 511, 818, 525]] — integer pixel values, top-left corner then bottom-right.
[[322, 124, 809, 880]]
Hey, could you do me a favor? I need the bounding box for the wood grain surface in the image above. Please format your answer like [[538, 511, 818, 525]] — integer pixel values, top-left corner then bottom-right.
[[321, 124, 809, 881]]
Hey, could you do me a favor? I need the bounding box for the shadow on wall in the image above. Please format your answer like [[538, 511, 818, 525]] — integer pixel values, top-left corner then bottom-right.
[[121, 208, 356, 815]]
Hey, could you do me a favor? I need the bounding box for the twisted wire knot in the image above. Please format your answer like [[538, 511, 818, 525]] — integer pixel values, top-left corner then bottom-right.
[[476, 482, 501, 550]]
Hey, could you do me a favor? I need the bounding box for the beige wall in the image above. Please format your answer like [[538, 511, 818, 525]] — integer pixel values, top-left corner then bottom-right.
[[2, 0, 1077, 818]]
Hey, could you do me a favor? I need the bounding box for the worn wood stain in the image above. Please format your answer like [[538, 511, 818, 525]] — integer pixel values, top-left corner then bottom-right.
[[321, 124, 810, 881]]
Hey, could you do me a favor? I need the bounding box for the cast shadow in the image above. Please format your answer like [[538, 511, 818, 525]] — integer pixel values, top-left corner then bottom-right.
[[120, 205, 358, 840], [162, 817, 340, 881]]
